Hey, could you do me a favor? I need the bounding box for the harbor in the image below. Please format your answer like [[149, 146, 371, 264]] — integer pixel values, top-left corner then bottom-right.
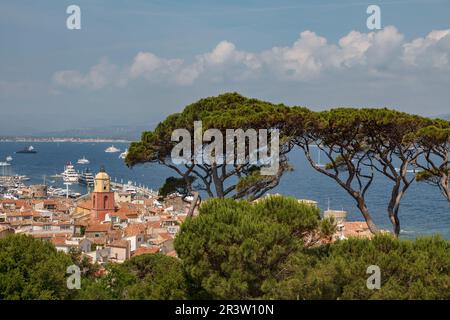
[[0, 141, 449, 238]]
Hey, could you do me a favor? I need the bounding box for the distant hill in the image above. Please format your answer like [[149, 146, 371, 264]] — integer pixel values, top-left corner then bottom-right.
[[34, 123, 156, 141], [435, 114, 450, 120]]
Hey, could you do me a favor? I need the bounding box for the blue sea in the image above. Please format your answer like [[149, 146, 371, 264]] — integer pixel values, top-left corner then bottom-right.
[[1, 141, 449, 239]]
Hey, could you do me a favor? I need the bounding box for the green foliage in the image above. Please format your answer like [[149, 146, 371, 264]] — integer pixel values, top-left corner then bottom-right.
[[159, 176, 196, 198], [126, 92, 294, 167], [126, 92, 298, 200], [77, 254, 188, 300], [267, 234, 450, 300], [0, 234, 73, 300], [174, 196, 334, 299], [1, 213, 449, 300]]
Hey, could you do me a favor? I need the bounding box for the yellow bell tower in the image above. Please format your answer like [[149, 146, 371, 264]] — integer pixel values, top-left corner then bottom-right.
[[94, 166, 111, 193]]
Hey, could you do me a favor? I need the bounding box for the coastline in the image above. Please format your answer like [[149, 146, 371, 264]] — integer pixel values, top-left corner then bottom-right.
[[0, 138, 132, 143]]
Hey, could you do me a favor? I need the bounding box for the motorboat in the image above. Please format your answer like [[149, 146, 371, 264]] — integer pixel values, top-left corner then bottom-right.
[[105, 145, 120, 153], [6, 156, 13, 162], [79, 168, 94, 186], [16, 145, 37, 154], [61, 162, 79, 182], [123, 180, 138, 194], [77, 156, 90, 165], [119, 149, 128, 159]]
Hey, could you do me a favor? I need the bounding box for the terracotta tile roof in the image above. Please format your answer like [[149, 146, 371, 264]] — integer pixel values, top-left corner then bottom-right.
[[31, 231, 73, 239], [0, 199, 28, 207], [124, 223, 146, 237], [159, 232, 173, 241], [51, 236, 69, 246], [132, 246, 160, 256], [86, 223, 112, 233], [116, 203, 139, 217], [109, 211, 128, 221], [6, 210, 36, 217], [342, 221, 373, 238], [146, 220, 161, 229], [76, 200, 93, 210], [108, 239, 129, 248]]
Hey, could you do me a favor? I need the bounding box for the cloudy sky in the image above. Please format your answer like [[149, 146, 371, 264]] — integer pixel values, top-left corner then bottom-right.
[[1, 0, 450, 135]]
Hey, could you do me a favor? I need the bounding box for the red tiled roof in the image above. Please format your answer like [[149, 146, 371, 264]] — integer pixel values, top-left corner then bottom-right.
[[86, 223, 112, 233], [76, 200, 93, 210], [108, 239, 129, 248], [124, 223, 146, 237], [50, 236, 69, 246], [146, 220, 161, 229], [132, 246, 160, 257], [159, 232, 173, 241], [342, 221, 372, 238]]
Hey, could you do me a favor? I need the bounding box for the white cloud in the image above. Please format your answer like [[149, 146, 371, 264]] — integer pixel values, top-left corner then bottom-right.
[[403, 29, 450, 68], [52, 26, 450, 89], [129, 52, 183, 81], [53, 58, 120, 90]]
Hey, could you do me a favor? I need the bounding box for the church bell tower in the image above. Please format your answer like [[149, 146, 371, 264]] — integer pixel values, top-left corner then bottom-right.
[[91, 166, 115, 221]]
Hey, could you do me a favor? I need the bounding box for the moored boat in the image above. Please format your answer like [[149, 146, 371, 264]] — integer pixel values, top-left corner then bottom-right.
[[78, 168, 94, 186], [61, 162, 79, 182]]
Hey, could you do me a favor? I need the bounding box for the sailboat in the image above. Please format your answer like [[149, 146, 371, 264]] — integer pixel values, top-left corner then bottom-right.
[[316, 148, 325, 168]]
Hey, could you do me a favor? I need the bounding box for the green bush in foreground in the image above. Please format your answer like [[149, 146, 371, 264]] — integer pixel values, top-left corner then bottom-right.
[[267, 235, 450, 300], [0, 234, 73, 300], [174, 196, 335, 299], [77, 253, 188, 300], [175, 197, 449, 300]]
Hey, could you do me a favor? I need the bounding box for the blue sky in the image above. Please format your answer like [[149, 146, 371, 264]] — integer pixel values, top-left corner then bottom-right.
[[1, 0, 450, 135]]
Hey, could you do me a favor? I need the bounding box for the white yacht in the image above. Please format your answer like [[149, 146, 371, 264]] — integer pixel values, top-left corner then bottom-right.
[[61, 162, 79, 182], [0, 161, 11, 167], [105, 145, 121, 153], [123, 180, 138, 194], [119, 149, 128, 159], [78, 168, 94, 186], [77, 156, 90, 165], [6, 156, 13, 162]]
